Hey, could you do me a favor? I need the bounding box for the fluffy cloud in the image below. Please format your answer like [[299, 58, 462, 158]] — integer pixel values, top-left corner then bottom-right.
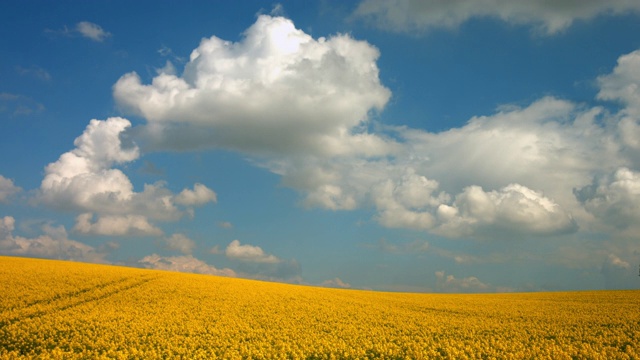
[[109, 14, 610, 239], [278, 93, 629, 238], [38, 117, 139, 213], [354, 0, 640, 35], [108, 15, 640, 240], [0, 216, 107, 263], [76, 21, 111, 42], [113, 15, 393, 156], [575, 167, 640, 232], [139, 254, 236, 277], [435, 270, 491, 293], [598, 50, 640, 117], [37, 117, 217, 235], [598, 50, 640, 161], [74, 213, 163, 236], [225, 239, 280, 263], [0, 175, 21, 203], [435, 184, 576, 238], [163, 233, 196, 254], [223, 239, 301, 282], [175, 183, 217, 206], [372, 169, 449, 230]]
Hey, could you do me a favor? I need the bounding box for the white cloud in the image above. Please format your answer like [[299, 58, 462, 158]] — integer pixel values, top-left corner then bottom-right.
[[76, 21, 111, 42], [0, 175, 21, 203], [111, 14, 609, 239], [320, 277, 352, 289], [598, 50, 640, 117], [225, 239, 281, 263], [38, 117, 139, 213], [607, 254, 630, 270], [163, 233, 196, 254], [0, 216, 108, 263], [277, 94, 625, 238], [114, 15, 393, 157], [220, 238, 300, 281], [435, 270, 491, 293], [372, 169, 449, 230], [354, 0, 640, 35], [107, 15, 640, 241], [73, 213, 163, 236], [435, 184, 577, 238], [175, 183, 217, 206], [575, 167, 640, 233], [37, 117, 217, 234], [138, 254, 236, 277]]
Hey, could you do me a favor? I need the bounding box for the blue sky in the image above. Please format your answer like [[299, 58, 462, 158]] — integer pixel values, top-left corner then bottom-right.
[[2, 0, 640, 292]]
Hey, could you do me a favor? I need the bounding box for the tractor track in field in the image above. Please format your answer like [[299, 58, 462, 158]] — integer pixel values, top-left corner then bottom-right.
[[0, 274, 159, 328], [2, 276, 133, 313]]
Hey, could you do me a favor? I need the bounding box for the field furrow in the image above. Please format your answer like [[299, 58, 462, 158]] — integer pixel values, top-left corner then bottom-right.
[[0, 274, 157, 328]]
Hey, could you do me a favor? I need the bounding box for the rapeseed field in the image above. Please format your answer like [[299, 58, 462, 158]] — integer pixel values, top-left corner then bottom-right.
[[1, 255, 638, 359]]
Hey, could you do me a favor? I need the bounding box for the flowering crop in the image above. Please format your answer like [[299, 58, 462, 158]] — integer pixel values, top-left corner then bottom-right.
[[1, 255, 639, 359]]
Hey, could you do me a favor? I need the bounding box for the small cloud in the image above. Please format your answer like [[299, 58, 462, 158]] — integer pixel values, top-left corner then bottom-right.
[[163, 233, 195, 255], [217, 221, 233, 229], [0, 175, 21, 203], [15, 65, 51, 81], [157, 45, 186, 64], [139, 254, 236, 277], [45, 21, 111, 42], [73, 213, 163, 237], [175, 183, 217, 206], [209, 245, 222, 254], [225, 239, 280, 263], [320, 277, 351, 289], [270, 3, 285, 16], [76, 21, 111, 42], [435, 270, 491, 293], [607, 254, 630, 269], [602, 254, 634, 289], [158, 45, 173, 57], [0, 92, 44, 116]]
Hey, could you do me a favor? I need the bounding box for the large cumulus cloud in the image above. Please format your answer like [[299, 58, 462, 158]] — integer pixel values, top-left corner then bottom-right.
[[110, 14, 640, 242], [114, 15, 393, 157]]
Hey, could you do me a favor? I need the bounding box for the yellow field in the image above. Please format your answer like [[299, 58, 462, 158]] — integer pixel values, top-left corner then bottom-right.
[[0, 256, 638, 359]]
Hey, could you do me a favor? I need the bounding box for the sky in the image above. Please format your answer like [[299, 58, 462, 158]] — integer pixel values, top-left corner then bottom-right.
[[1, 0, 640, 293]]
